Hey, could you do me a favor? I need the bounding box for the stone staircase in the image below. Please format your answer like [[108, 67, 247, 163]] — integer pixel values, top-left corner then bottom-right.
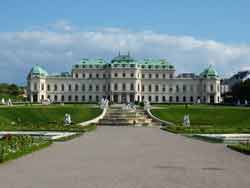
[[98, 106, 161, 127]]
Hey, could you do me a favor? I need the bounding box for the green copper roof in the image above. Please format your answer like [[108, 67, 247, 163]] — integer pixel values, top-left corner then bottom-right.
[[30, 65, 48, 76], [200, 65, 219, 78], [111, 53, 134, 63], [80, 58, 107, 65]]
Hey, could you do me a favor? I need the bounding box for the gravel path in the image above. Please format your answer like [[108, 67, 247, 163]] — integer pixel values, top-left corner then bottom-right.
[[0, 127, 250, 188]]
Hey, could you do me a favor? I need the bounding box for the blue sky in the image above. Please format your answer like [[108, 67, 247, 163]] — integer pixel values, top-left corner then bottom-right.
[[0, 0, 250, 84]]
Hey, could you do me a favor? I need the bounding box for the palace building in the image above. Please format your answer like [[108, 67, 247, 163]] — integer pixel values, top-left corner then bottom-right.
[[27, 53, 222, 104]]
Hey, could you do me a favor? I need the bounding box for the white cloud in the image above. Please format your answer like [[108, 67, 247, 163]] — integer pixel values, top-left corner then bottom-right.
[[0, 21, 250, 84]]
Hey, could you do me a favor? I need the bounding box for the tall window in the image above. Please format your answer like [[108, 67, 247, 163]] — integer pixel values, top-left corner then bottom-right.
[[61, 95, 64, 102], [89, 85, 92, 91], [47, 84, 50, 91], [96, 85, 99, 91], [75, 84, 79, 91], [176, 85, 179, 93], [149, 74, 152, 78], [210, 84, 214, 92], [82, 73, 85, 78], [114, 83, 118, 91], [41, 83, 44, 91], [176, 96, 179, 102], [82, 84, 85, 91], [162, 85, 166, 92], [148, 85, 152, 92], [54, 84, 57, 91], [155, 85, 159, 92], [89, 73, 92, 79], [68, 84, 72, 91], [75, 95, 78, 102], [61, 84, 64, 91], [130, 83, 134, 91], [183, 85, 186, 93], [183, 96, 186, 102], [122, 83, 126, 91]]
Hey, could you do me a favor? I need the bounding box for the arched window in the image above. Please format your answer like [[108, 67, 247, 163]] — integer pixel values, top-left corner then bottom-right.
[[155, 85, 159, 92], [130, 83, 134, 91], [148, 96, 152, 102], [176, 85, 179, 92], [190, 96, 194, 102], [155, 96, 159, 102], [68, 95, 72, 101], [122, 83, 126, 91], [54, 95, 58, 101], [142, 85, 145, 92], [54, 84, 57, 91], [176, 96, 179, 102], [183, 96, 186, 102], [96, 85, 99, 91], [61, 95, 64, 102], [210, 84, 214, 92], [89, 85, 92, 91], [148, 85, 152, 92], [41, 83, 44, 91], [183, 85, 186, 92], [113, 83, 118, 91], [82, 84, 85, 91], [75, 95, 78, 102], [162, 96, 166, 102], [169, 96, 173, 102], [68, 84, 72, 91], [75, 84, 79, 91], [61, 84, 64, 91], [47, 84, 50, 91], [82, 95, 85, 101], [34, 83, 37, 91]]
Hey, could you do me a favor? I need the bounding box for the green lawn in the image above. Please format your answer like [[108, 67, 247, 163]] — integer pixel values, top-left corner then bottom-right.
[[151, 105, 250, 133], [0, 104, 102, 131]]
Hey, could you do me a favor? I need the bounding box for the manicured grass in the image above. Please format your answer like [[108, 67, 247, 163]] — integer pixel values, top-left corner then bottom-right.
[[0, 104, 102, 131], [152, 104, 250, 133], [0, 135, 52, 163], [227, 143, 250, 155]]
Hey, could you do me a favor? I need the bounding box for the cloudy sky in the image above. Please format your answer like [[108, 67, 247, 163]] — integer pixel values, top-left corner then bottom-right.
[[1, 0, 250, 84]]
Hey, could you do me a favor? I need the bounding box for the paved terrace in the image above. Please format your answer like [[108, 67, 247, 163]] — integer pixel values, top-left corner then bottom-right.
[[0, 127, 250, 188]]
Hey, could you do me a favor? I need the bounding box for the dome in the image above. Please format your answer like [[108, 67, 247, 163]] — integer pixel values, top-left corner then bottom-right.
[[29, 65, 48, 76], [200, 65, 218, 78]]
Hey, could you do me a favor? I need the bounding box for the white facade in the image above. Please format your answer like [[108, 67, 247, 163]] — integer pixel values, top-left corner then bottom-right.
[[27, 54, 222, 104]]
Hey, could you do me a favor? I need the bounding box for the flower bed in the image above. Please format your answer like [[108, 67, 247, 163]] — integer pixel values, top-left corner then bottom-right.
[[0, 135, 52, 163]]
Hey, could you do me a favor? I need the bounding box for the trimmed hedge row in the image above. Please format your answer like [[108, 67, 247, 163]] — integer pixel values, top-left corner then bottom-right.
[[227, 143, 250, 155]]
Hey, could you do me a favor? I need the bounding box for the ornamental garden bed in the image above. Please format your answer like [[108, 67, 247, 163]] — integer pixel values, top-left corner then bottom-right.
[[0, 135, 52, 163]]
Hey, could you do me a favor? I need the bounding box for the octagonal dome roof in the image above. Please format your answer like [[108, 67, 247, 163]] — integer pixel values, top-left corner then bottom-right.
[[200, 65, 219, 78], [29, 65, 48, 76]]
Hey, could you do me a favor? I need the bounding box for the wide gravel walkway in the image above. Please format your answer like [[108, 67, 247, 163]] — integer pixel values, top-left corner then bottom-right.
[[0, 127, 250, 188]]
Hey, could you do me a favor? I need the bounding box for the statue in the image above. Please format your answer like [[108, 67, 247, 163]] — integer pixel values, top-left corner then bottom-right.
[[64, 113, 72, 125], [7, 98, 12, 106], [183, 114, 190, 128], [245, 100, 248, 105], [144, 100, 151, 110], [1, 98, 5, 105], [100, 98, 109, 109]]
